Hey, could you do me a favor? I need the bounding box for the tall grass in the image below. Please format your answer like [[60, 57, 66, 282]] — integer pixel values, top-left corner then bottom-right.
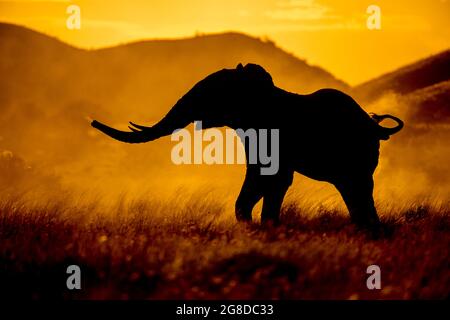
[[0, 192, 448, 300]]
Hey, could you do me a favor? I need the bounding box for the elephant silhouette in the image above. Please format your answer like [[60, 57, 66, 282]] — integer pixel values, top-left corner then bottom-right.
[[92, 63, 403, 230]]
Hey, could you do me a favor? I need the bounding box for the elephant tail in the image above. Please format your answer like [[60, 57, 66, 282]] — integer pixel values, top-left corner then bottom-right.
[[370, 113, 404, 140]]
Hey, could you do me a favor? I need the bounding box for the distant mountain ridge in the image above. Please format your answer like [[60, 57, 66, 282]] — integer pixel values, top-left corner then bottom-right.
[[0, 22, 350, 122], [353, 50, 450, 103], [352, 49, 450, 124], [0, 22, 449, 166]]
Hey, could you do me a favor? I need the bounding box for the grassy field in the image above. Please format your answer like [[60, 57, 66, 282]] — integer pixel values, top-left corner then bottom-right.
[[0, 193, 448, 300]]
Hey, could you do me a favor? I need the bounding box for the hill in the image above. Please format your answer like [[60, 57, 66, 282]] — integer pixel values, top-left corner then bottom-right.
[[0, 22, 349, 119], [353, 50, 450, 103], [0, 22, 348, 165], [402, 80, 450, 124], [352, 49, 450, 126]]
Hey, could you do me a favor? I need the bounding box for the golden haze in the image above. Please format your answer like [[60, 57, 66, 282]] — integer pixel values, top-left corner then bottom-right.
[[0, 1, 449, 210]]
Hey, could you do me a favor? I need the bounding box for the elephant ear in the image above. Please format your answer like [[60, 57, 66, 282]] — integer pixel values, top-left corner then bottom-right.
[[242, 63, 274, 87]]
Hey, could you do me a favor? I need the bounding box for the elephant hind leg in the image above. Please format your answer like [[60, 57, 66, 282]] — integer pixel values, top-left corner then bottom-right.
[[334, 174, 381, 229]]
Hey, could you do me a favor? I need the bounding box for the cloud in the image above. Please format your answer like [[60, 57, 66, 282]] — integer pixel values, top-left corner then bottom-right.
[[266, 0, 333, 21]]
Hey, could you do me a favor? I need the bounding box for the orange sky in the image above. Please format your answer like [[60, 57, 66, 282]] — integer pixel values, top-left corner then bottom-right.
[[0, 0, 449, 84]]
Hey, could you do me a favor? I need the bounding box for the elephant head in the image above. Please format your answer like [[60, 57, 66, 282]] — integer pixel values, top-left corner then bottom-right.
[[91, 63, 274, 143]]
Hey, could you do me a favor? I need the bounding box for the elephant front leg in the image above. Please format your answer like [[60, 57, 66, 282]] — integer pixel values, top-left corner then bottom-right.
[[261, 171, 294, 225], [235, 165, 264, 222]]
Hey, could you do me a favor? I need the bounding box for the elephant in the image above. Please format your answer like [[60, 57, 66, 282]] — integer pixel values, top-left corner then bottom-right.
[[92, 63, 403, 230]]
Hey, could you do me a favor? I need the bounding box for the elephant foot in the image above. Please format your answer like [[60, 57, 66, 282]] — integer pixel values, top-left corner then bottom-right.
[[358, 221, 396, 240], [261, 217, 280, 227], [352, 217, 383, 239]]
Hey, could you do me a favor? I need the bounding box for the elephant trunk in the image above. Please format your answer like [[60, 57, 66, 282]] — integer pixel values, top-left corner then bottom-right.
[[91, 98, 192, 144]]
